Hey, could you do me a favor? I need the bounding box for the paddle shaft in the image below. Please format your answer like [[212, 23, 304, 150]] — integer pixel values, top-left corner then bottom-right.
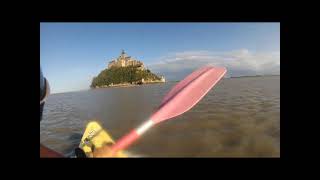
[[110, 120, 154, 153]]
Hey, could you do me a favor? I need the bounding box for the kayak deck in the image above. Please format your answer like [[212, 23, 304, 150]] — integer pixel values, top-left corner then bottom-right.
[[79, 121, 127, 158]]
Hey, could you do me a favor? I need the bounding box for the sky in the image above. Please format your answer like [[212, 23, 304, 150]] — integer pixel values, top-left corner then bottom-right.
[[40, 23, 280, 93]]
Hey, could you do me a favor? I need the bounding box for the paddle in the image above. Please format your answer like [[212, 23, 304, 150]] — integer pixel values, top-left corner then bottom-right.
[[110, 66, 227, 154]]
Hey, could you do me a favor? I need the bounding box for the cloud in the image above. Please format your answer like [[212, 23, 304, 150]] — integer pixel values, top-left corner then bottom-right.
[[148, 49, 280, 80]]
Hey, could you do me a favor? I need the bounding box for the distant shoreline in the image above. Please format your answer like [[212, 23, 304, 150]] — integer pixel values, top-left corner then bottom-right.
[[229, 74, 280, 78], [51, 74, 279, 95], [93, 81, 165, 89], [95, 84, 139, 89], [167, 74, 280, 82]]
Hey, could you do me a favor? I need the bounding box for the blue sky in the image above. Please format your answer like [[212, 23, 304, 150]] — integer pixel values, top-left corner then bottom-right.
[[40, 23, 280, 93]]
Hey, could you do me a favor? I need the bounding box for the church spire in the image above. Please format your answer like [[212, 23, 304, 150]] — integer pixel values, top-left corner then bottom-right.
[[119, 49, 127, 59]]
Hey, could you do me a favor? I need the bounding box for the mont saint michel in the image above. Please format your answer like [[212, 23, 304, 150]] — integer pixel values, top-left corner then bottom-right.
[[91, 50, 165, 88]]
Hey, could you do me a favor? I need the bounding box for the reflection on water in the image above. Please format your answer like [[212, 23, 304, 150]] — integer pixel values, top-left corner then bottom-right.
[[40, 76, 280, 157]]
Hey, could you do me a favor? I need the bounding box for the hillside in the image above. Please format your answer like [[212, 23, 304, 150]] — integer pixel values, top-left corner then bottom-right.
[[90, 66, 163, 88]]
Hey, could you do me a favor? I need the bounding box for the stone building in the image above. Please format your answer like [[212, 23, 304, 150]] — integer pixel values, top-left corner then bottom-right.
[[160, 76, 166, 82], [108, 50, 145, 69]]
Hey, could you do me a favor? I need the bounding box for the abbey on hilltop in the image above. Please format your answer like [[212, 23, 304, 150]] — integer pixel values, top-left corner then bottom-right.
[[108, 50, 145, 70], [91, 50, 165, 89]]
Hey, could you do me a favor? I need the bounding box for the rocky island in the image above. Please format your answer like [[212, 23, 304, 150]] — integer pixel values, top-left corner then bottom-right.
[[91, 50, 165, 88]]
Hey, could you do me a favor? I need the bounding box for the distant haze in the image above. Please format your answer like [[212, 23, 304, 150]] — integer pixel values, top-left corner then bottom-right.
[[148, 49, 280, 81]]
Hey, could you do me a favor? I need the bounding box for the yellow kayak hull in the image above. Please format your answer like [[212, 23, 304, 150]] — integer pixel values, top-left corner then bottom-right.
[[79, 121, 127, 158]]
